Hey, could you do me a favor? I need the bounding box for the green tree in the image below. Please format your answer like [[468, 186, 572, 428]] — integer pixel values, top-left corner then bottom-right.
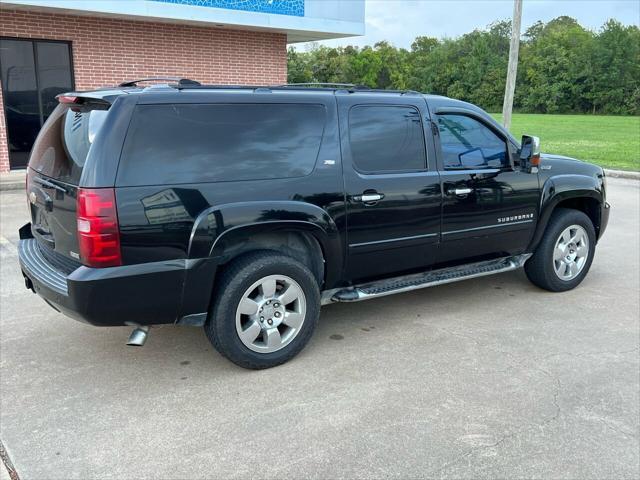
[[287, 16, 640, 115], [519, 17, 595, 113], [287, 47, 313, 84], [589, 20, 640, 114]]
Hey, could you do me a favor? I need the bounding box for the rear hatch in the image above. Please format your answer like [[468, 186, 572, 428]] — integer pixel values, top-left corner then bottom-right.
[[26, 97, 110, 266]]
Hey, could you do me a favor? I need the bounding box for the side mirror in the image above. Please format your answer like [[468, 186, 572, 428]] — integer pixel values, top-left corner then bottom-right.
[[519, 135, 541, 170]]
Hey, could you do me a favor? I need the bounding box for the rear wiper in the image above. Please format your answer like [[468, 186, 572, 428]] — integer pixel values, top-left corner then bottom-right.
[[33, 176, 68, 194]]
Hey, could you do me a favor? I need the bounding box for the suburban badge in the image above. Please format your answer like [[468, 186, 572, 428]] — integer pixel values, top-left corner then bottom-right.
[[497, 213, 534, 223]]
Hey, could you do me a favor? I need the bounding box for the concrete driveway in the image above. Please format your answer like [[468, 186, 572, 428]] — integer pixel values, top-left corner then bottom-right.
[[1, 178, 638, 479]]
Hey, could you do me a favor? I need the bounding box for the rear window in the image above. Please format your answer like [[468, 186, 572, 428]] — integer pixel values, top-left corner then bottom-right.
[[117, 103, 327, 186], [28, 104, 108, 184]]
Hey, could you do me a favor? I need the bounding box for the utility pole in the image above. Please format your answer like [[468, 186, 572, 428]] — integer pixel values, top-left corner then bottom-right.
[[502, 0, 523, 130]]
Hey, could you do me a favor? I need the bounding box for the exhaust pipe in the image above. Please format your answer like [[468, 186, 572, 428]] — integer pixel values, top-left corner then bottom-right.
[[127, 326, 150, 347]]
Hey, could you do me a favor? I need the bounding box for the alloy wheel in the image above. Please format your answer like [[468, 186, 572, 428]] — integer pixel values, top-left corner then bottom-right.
[[553, 224, 589, 281], [235, 274, 307, 353]]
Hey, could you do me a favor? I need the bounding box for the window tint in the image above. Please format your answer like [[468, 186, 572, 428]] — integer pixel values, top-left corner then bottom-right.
[[28, 104, 108, 185], [437, 114, 507, 169], [348, 105, 426, 172], [118, 104, 326, 186]]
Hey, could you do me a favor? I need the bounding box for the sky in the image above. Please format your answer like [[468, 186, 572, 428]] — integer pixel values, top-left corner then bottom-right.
[[297, 0, 640, 50]]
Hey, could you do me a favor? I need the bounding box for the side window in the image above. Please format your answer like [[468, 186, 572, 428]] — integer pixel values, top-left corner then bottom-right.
[[348, 105, 426, 173], [437, 114, 508, 170], [117, 104, 326, 186]]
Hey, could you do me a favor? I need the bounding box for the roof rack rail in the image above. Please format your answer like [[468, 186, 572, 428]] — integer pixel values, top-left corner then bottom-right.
[[275, 82, 351, 88], [274, 82, 371, 90], [270, 83, 421, 95], [119, 81, 423, 96], [174, 84, 265, 91], [118, 77, 201, 87]]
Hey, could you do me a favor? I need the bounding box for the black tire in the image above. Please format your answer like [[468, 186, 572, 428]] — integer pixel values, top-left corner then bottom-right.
[[205, 251, 320, 369], [525, 208, 596, 292]]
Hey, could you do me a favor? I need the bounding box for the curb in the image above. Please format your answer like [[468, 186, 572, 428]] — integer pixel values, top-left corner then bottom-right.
[[604, 169, 640, 180], [0, 182, 25, 192], [0, 170, 25, 192], [1, 167, 638, 191]]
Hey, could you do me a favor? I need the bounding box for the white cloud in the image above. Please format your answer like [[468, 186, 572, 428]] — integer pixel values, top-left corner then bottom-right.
[[298, 0, 640, 49]]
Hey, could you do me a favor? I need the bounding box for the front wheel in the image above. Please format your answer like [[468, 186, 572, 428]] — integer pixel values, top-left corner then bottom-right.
[[525, 208, 596, 292], [205, 251, 320, 369]]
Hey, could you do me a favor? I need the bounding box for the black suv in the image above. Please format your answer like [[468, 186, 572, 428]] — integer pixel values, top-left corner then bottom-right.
[[19, 79, 610, 369]]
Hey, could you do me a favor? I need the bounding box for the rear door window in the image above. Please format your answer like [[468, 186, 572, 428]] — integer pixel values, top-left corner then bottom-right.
[[117, 103, 326, 186], [348, 105, 426, 173]]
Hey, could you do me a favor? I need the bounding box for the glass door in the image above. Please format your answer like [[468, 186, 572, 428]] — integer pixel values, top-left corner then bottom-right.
[[0, 38, 74, 169]]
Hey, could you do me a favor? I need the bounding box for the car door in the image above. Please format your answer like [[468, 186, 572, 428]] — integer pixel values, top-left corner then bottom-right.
[[431, 107, 540, 265], [338, 94, 442, 282]]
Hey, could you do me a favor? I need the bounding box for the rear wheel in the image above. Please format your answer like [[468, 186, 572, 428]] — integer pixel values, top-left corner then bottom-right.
[[205, 251, 320, 369], [525, 208, 596, 292]]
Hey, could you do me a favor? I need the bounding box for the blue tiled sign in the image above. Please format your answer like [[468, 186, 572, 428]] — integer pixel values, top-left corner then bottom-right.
[[149, 0, 304, 17]]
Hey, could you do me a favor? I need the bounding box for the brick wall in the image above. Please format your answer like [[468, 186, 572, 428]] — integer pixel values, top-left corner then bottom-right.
[[0, 8, 288, 172]]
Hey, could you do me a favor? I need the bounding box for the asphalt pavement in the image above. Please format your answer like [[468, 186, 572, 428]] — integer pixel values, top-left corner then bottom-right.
[[1, 178, 638, 479]]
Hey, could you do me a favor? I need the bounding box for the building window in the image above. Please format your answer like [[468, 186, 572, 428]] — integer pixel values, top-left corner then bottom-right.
[[0, 38, 74, 169]]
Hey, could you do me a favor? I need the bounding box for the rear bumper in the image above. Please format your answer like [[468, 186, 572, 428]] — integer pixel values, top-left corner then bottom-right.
[[19, 236, 197, 327]]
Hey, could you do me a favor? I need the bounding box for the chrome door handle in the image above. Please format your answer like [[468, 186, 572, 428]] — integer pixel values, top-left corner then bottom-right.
[[361, 193, 383, 202], [448, 188, 473, 196], [352, 192, 385, 203]]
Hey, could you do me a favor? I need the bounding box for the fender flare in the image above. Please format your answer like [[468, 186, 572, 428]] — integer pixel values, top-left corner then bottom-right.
[[528, 174, 604, 251], [187, 200, 344, 286]]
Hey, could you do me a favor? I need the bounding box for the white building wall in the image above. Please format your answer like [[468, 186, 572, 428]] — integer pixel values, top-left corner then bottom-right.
[[1, 0, 365, 42]]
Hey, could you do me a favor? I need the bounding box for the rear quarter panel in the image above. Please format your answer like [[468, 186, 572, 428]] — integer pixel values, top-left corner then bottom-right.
[[113, 92, 346, 319]]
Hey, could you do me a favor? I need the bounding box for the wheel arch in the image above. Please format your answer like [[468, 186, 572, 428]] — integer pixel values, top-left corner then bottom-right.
[[212, 226, 327, 287], [188, 201, 343, 282], [178, 201, 343, 325], [528, 174, 605, 252]]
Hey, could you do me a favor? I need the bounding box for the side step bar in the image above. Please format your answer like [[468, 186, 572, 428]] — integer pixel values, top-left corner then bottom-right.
[[321, 254, 531, 305]]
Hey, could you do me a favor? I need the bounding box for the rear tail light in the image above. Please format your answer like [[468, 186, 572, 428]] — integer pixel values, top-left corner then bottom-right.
[[77, 188, 122, 268]]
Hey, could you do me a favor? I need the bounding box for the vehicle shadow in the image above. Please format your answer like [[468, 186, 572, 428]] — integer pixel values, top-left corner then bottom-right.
[[87, 268, 536, 375]]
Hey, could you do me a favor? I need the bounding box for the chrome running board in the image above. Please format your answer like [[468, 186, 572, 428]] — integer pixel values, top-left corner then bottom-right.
[[321, 254, 531, 305]]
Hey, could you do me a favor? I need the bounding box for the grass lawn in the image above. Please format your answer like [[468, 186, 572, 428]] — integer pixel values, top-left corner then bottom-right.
[[491, 113, 640, 171]]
